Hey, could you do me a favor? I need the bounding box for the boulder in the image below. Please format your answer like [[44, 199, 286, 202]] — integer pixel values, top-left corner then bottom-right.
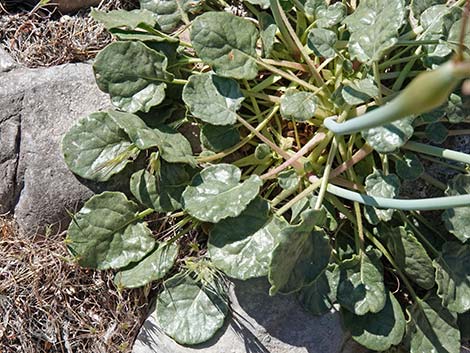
[[0, 51, 110, 233], [133, 278, 359, 353]]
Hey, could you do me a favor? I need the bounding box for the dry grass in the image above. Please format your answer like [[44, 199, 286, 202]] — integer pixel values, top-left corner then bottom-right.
[[0, 0, 139, 67], [0, 216, 150, 353]]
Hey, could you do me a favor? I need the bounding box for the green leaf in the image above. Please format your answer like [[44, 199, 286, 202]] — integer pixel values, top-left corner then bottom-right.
[[298, 265, 339, 315], [245, 0, 270, 9], [153, 125, 196, 165], [337, 250, 387, 315], [268, 209, 330, 295], [425, 122, 448, 144], [447, 19, 470, 59], [191, 12, 259, 80], [307, 28, 337, 59], [315, 3, 347, 29], [140, 0, 202, 32], [67, 192, 155, 270], [442, 174, 470, 243], [182, 164, 262, 223], [343, 0, 406, 63], [304, 0, 325, 17], [341, 77, 379, 106], [407, 296, 460, 353], [433, 242, 470, 313], [156, 275, 228, 345], [446, 93, 468, 123], [364, 170, 400, 225], [208, 198, 287, 280], [130, 163, 193, 212], [411, 0, 445, 18], [343, 291, 405, 350], [200, 124, 240, 152], [115, 242, 179, 288], [91, 8, 157, 30], [62, 112, 138, 182], [280, 89, 317, 122], [395, 152, 424, 181], [385, 225, 435, 290], [362, 116, 414, 154], [182, 72, 245, 125], [278, 169, 299, 191], [93, 41, 174, 113], [259, 12, 277, 57]]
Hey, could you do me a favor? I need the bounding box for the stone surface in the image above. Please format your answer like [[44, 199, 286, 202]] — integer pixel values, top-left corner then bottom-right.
[[133, 278, 354, 353], [0, 53, 111, 232], [0, 47, 17, 72]]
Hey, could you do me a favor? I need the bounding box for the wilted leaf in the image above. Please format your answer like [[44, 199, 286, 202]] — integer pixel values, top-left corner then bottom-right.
[[433, 242, 470, 313], [191, 12, 259, 80], [67, 192, 155, 270], [115, 242, 179, 288], [182, 72, 244, 125], [343, 291, 405, 350], [156, 275, 228, 344], [62, 112, 138, 182], [208, 198, 287, 279], [182, 164, 262, 222], [93, 41, 174, 113]]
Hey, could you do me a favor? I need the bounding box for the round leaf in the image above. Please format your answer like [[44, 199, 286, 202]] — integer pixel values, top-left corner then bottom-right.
[[182, 164, 263, 223], [307, 28, 337, 58], [182, 73, 245, 126], [433, 242, 470, 313], [315, 3, 346, 29], [442, 174, 470, 243], [425, 122, 448, 144], [343, 291, 405, 350], [191, 12, 259, 80], [67, 192, 155, 270], [200, 124, 240, 152], [208, 198, 287, 280], [115, 242, 179, 288], [395, 152, 424, 181], [140, 0, 202, 32], [156, 275, 228, 345], [362, 116, 414, 154], [93, 41, 174, 113], [62, 112, 137, 182], [280, 89, 317, 122], [364, 170, 401, 224]]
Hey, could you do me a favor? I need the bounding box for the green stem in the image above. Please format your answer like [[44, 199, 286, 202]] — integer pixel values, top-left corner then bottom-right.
[[314, 137, 338, 209], [403, 140, 470, 165], [138, 208, 155, 219], [373, 61, 383, 103], [257, 58, 318, 91]]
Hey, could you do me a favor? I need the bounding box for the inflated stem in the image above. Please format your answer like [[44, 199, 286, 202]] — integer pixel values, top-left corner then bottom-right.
[[324, 61, 470, 135]]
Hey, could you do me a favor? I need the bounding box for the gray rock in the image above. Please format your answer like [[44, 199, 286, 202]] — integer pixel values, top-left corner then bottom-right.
[[0, 47, 17, 73], [133, 278, 351, 353], [0, 62, 110, 232]]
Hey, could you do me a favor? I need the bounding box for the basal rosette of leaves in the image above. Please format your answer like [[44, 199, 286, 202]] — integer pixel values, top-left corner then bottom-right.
[[61, 0, 470, 350]]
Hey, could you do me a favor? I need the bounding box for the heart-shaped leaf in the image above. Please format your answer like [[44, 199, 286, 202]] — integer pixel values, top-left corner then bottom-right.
[[182, 72, 245, 125], [407, 296, 461, 353], [442, 174, 470, 243], [268, 209, 330, 295], [433, 242, 470, 313], [67, 192, 155, 270], [343, 0, 406, 63], [280, 89, 318, 122], [364, 170, 401, 224], [315, 3, 346, 29], [307, 28, 337, 59], [156, 275, 228, 345], [140, 0, 202, 32], [91, 9, 157, 30], [362, 116, 414, 154], [62, 112, 138, 182], [298, 265, 339, 315], [182, 164, 262, 223], [208, 198, 287, 280], [93, 41, 174, 113], [343, 291, 405, 350], [337, 249, 386, 315], [191, 12, 259, 80], [115, 241, 179, 288]]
